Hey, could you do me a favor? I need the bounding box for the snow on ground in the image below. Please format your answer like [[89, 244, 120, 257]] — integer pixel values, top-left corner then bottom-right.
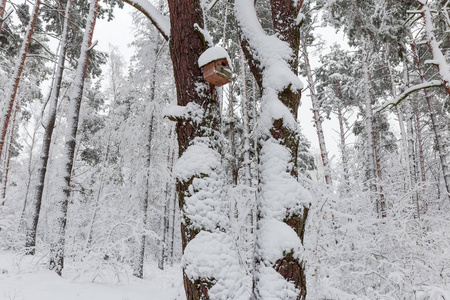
[[0, 251, 185, 300]]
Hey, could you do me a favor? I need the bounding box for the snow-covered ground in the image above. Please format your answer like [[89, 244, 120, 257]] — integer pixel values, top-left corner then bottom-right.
[[0, 251, 185, 300]]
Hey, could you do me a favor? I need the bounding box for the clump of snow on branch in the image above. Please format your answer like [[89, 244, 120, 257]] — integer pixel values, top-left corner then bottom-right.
[[183, 231, 250, 300], [198, 46, 232, 68], [163, 102, 205, 123]]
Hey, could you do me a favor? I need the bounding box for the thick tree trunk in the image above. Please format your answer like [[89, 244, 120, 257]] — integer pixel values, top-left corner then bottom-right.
[[236, 0, 310, 298], [167, 1, 232, 298], [49, 0, 99, 275], [0, 0, 40, 162], [25, 0, 73, 255]]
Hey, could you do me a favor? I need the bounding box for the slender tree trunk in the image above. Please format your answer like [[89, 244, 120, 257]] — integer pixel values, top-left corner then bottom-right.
[[405, 103, 420, 218], [18, 117, 40, 232], [362, 47, 376, 195], [1, 96, 19, 203], [362, 44, 385, 218], [228, 83, 239, 185], [301, 33, 332, 185], [239, 46, 252, 187], [411, 42, 450, 201], [336, 103, 349, 190], [386, 57, 410, 189], [0, 0, 7, 32], [134, 27, 160, 278], [25, 0, 73, 255], [135, 111, 154, 277], [49, 0, 99, 275], [159, 140, 172, 271], [415, 111, 427, 212], [0, 0, 40, 160], [168, 145, 176, 267]]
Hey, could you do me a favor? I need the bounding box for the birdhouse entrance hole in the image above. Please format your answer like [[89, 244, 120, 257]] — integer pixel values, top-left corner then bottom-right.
[[203, 58, 232, 87]]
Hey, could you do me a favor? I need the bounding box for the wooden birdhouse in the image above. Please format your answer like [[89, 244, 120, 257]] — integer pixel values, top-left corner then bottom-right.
[[198, 47, 232, 87]]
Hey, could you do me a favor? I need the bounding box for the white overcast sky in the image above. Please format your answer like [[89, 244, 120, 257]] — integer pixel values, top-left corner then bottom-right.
[[93, 5, 351, 161]]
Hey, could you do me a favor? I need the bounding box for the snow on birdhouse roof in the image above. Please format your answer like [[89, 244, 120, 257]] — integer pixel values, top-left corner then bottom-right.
[[198, 47, 231, 68]]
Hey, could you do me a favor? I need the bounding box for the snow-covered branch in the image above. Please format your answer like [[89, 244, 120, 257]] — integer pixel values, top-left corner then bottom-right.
[[377, 80, 443, 112], [122, 0, 170, 41]]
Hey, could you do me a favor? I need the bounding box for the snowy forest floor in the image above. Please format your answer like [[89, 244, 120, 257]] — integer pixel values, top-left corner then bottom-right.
[[0, 251, 185, 300]]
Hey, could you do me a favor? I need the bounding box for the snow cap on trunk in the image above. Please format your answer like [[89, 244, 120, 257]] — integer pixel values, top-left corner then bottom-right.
[[198, 46, 232, 68]]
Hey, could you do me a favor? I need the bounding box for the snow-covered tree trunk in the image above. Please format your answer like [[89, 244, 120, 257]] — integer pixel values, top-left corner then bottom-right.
[[405, 103, 420, 218], [239, 46, 252, 187], [135, 27, 161, 278], [386, 56, 410, 188], [421, 2, 450, 95], [362, 45, 386, 218], [415, 111, 427, 211], [135, 111, 154, 277], [25, 0, 73, 255], [168, 142, 176, 267], [0, 0, 40, 163], [236, 0, 313, 298], [411, 41, 450, 201], [49, 0, 99, 275], [1, 97, 18, 202], [0, 0, 8, 33], [300, 32, 332, 185], [228, 83, 239, 185], [336, 102, 350, 190], [164, 1, 247, 298]]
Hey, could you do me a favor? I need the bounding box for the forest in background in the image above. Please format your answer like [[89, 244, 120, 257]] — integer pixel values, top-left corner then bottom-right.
[[0, 0, 450, 299]]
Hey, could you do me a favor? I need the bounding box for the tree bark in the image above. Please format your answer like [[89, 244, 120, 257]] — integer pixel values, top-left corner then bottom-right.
[[1, 95, 19, 203], [49, 0, 99, 275], [236, 0, 309, 298], [421, 3, 450, 95], [0, 0, 7, 33], [167, 1, 227, 298], [0, 0, 40, 164], [336, 102, 350, 191], [362, 45, 385, 218], [411, 42, 450, 201], [25, 0, 73, 255]]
